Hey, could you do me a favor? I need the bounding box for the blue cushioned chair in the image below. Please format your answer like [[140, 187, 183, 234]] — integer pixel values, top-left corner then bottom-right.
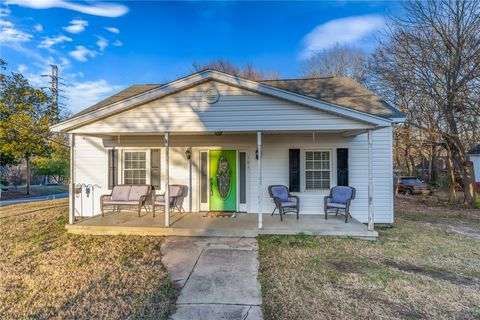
[[268, 185, 299, 221], [324, 186, 356, 223]]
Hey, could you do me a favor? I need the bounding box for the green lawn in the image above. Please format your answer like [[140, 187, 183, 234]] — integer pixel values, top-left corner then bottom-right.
[[0, 199, 177, 319], [1, 184, 68, 200], [258, 197, 480, 320]]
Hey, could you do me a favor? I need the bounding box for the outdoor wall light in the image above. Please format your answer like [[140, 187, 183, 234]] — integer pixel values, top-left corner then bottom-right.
[[185, 148, 191, 160]]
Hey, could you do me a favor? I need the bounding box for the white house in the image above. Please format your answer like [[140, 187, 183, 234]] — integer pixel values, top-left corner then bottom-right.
[[51, 70, 404, 236], [468, 145, 480, 188]]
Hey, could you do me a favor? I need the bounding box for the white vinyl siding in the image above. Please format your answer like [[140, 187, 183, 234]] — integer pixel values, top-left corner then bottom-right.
[[123, 151, 147, 184], [305, 151, 331, 190], [73, 136, 108, 217], [71, 81, 375, 134]]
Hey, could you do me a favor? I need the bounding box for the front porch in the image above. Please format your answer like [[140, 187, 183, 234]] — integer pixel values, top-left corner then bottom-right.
[[67, 211, 378, 239]]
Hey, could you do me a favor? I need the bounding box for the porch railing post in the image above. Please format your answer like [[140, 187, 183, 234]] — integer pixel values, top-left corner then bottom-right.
[[164, 132, 170, 227], [69, 133, 75, 225], [367, 129, 374, 231], [257, 131, 263, 229]]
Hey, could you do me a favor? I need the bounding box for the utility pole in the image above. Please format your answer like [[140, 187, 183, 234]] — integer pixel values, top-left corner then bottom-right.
[[42, 64, 67, 123], [50, 64, 59, 121]]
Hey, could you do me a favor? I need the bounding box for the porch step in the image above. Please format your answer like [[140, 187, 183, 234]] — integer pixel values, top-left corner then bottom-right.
[[67, 212, 378, 239], [65, 224, 378, 239]]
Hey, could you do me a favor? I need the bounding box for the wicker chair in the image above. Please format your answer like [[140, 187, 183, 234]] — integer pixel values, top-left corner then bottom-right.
[[324, 186, 356, 223], [152, 184, 185, 217], [268, 185, 300, 221]]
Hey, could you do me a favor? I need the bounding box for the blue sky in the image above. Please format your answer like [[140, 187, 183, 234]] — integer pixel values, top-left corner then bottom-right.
[[0, 1, 403, 114]]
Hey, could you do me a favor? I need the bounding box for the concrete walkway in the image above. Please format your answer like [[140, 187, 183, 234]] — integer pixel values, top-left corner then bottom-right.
[[161, 237, 263, 320], [0, 192, 69, 207]]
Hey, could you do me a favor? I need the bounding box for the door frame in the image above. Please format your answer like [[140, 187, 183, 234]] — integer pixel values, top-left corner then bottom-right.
[[197, 148, 249, 212]]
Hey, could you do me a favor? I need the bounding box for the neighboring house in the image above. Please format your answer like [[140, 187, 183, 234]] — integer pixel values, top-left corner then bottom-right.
[[51, 70, 404, 233], [468, 145, 480, 189]]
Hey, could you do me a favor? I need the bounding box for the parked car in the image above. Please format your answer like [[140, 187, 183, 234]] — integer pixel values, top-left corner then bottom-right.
[[395, 176, 432, 195]]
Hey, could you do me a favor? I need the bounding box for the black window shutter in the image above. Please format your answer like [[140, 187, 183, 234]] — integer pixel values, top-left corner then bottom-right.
[[289, 149, 300, 192], [337, 148, 348, 186], [150, 149, 161, 190], [108, 149, 118, 189]]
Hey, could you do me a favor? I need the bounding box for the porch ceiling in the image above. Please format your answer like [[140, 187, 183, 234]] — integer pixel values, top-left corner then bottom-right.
[[72, 128, 372, 139]]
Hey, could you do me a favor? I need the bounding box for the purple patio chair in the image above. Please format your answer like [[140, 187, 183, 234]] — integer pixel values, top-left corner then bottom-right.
[[324, 186, 356, 223], [268, 185, 300, 221]]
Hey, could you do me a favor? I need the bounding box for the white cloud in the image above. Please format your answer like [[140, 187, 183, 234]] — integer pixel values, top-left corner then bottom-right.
[[112, 40, 122, 47], [17, 64, 28, 73], [6, 0, 128, 17], [69, 45, 97, 62], [0, 7, 11, 17], [300, 15, 385, 59], [38, 34, 72, 51], [0, 24, 32, 43], [66, 79, 122, 113], [34, 23, 43, 32], [0, 20, 13, 27], [96, 36, 108, 52], [105, 27, 119, 34], [63, 19, 88, 34]]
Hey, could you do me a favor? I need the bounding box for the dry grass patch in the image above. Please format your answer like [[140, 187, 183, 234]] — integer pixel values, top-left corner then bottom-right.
[[258, 197, 480, 320], [0, 199, 177, 319]]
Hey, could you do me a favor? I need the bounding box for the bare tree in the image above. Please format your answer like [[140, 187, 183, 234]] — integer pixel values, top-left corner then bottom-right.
[[302, 44, 368, 83], [371, 0, 480, 205], [192, 59, 279, 81]]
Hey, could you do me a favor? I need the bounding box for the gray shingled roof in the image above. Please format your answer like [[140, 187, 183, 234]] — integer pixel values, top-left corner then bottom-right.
[[468, 145, 480, 154], [69, 76, 403, 121], [261, 77, 403, 119], [72, 84, 162, 118]]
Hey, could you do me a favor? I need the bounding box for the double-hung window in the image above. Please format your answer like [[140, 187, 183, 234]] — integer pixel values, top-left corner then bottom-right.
[[305, 150, 331, 190], [123, 151, 147, 184]]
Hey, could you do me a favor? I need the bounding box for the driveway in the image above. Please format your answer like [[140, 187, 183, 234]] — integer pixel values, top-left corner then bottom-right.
[[161, 237, 263, 320], [0, 193, 69, 207]]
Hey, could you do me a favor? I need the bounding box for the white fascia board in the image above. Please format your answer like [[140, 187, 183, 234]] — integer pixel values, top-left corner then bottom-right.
[[51, 70, 392, 132]]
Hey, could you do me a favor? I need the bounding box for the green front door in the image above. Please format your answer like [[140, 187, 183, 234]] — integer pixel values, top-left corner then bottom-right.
[[209, 150, 237, 211]]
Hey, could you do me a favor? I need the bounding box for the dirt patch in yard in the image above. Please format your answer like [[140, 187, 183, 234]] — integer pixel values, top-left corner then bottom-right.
[[382, 259, 479, 287], [0, 199, 177, 319]]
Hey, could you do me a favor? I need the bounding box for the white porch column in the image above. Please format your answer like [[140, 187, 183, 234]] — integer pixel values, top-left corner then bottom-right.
[[188, 147, 192, 212], [367, 129, 374, 231], [68, 133, 75, 225], [257, 131, 263, 229], [164, 132, 170, 227]]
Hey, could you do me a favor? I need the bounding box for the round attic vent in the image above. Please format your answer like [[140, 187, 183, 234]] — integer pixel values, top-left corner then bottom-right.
[[203, 87, 220, 104]]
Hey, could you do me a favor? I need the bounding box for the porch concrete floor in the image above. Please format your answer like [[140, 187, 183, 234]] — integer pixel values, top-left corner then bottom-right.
[[68, 211, 378, 238]]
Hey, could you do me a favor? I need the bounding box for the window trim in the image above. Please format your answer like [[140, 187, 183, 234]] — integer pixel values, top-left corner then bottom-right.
[[121, 149, 150, 185], [302, 149, 333, 192]]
